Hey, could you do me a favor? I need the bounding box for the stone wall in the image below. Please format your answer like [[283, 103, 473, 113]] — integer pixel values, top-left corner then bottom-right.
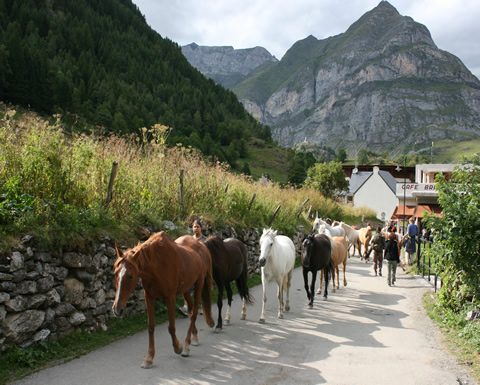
[[0, 226, 305, 350]]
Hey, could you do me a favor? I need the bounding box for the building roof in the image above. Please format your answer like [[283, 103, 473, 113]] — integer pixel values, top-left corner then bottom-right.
[[348, 168, 397, 195], [378, 170, 397, 194], [348, 171, 371, 195]]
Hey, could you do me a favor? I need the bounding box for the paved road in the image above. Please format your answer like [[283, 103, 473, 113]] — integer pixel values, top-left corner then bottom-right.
[[12, 258, 477, 385]]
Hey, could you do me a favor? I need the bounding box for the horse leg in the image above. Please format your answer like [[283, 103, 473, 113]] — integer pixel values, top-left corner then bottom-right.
[[316, 270, 323, 294], [164, 296, 183, 358], [309, 270, 317, 306], [303, 269, 313, 308], [183, 281, 202, 356], [224, 282, 233, 325], [331, 266, 336, 293], [215, 282, 224, 333], [336, 265, 340, 289], [141, 293, 157, 368], [259, 273, 267, 323], [285, 270, 292, 312], [240, 298, 247, 321], [323, 267, 329, 300], [343, 262, 347, 286], [276, 279, 284, 319]]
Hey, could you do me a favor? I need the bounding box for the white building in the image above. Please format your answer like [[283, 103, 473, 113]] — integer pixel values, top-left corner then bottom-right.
[[346, 163, 452, 226], [346, 166, 399, 221]]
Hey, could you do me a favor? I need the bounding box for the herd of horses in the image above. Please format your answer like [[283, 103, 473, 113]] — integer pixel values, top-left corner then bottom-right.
[[112, 218, 374, 368]]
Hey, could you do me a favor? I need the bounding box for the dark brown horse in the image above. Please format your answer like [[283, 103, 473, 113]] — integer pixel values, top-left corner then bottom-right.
[[301, 233, 332, 308], [204, 236, 254, 332], [113, 231, 215, 368]]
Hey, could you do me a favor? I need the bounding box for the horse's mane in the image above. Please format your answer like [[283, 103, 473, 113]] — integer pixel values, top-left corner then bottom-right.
[[260, 228, 276, 242], [205, 235, 226, 256], [126, 232, 173, 272]]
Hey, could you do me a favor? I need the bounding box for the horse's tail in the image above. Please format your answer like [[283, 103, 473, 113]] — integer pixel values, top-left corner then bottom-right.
[[201, 253, 215, 328], [324, 259, 333, 282], [237, 242, 254, 304], [236, 269, 254, 305]]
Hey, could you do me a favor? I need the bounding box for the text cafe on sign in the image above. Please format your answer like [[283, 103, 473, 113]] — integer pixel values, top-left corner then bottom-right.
[[396, 183, 437, 198]]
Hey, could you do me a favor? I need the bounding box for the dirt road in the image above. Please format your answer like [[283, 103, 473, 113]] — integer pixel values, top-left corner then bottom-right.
[[12, 258, 477, 385]]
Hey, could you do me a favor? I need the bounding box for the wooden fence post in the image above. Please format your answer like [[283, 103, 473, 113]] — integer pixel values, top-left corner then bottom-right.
[[179, 169, 185, 219], [297, 198, 309, 218], [224, 183, 229, 194], [268, 205, 281, 227], [248, 193, 256, 211], [104, 161, 118, 209], [306, 205, 313, 220]]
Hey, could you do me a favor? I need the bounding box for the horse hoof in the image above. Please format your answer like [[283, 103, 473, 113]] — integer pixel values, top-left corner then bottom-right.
[[278, 313, 284, 319], [191, 337, 199, 346], [224, 319, 230, 325], [214, 327, 222, 333], [240, 315, 246, 321], [141, 361, 153, 369], [316, 289, 322, 295], [181, 347, 190, 357], [285, 305, 290, 312], [322, 296, 328, 301], [259, 318, 265, 324], [308, 303, 313, 309], [174, 344, 183, 355]]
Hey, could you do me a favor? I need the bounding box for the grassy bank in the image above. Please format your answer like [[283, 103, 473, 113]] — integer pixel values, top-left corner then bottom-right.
[[0, 103, 376, 251]]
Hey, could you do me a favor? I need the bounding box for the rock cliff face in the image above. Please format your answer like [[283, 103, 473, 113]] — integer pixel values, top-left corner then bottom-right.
[[181, 43, 278, 89], [183, 1, 480, 157]]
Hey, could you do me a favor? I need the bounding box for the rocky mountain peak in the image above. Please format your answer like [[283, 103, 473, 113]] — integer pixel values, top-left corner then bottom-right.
[[182, 1, 480, 159], [181, 43, 278, 88]]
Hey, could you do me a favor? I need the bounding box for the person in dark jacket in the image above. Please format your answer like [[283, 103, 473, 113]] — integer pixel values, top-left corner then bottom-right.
[[402, 217, 419, 266], [384, 232, 401, 286], [370, 227, 386, 276]]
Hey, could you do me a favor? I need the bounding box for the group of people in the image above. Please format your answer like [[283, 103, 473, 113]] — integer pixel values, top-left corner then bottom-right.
[[368, 217, 419, 286]]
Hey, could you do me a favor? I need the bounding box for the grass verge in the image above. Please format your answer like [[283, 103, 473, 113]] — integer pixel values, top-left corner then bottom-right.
[[423, 292, 480, 384]]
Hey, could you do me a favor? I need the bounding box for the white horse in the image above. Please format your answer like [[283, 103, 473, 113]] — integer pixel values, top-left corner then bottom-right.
[[312, 217, 345, 238], [340, 222, 360, 257], [258, 228, 295, 323]]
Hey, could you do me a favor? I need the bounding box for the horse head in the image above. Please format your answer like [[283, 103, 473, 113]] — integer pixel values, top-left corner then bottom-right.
[[259, 228, 276, 267], [112, 246, 139, 317], [302, 234, 315, 268]]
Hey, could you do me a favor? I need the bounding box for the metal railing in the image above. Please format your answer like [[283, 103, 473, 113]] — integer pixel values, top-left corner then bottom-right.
[[415, 237, 442, 292]]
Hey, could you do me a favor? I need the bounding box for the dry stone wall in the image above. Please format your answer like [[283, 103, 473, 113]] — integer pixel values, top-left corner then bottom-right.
[[0, 226, 305, 350]]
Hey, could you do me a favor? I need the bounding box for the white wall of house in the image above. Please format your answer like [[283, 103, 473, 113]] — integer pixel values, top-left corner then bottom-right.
[[353, 167, 397, 221]]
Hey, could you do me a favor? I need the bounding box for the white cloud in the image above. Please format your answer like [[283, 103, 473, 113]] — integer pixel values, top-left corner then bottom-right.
[[133, 0, 480, 78]]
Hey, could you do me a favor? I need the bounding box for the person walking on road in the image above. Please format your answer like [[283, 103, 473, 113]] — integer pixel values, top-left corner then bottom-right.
[[402, 217, 419, 266], [384, 232, 400, 286], [370, 227, 386, 276], [178, 219, 207, 316]]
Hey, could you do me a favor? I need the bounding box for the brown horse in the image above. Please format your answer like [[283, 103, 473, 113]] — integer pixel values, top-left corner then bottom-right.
[[113, 231, 215, 368], [204, 236, 254, 332], [318, 236, 348, 293], [358, 225, 373, 260]]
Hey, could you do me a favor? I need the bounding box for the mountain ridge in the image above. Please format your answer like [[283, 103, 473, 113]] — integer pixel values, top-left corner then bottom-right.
[[182, 1, 480, 158]]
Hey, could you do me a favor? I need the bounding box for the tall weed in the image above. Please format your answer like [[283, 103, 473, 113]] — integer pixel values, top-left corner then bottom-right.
[[0, 103, 376, 249]]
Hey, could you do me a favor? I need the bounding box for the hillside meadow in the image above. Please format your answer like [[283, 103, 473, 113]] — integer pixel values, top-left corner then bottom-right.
[[0, 103, 376, 251]]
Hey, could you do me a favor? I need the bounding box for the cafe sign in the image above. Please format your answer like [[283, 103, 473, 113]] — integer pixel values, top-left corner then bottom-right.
[[396, 183, 437, 197]]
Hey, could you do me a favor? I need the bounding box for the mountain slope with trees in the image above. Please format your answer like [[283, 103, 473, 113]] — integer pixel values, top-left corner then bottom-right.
[[0, 0, 271, 166]]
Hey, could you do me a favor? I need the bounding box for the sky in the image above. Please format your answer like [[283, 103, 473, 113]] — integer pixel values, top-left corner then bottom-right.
[[132, 0, 480, 79]]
